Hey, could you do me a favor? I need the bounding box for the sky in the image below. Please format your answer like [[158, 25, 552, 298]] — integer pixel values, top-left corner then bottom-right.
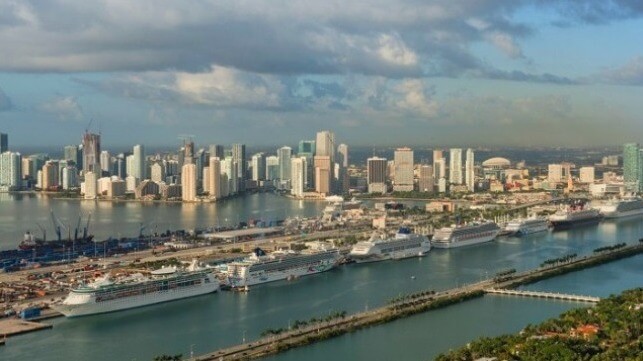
[[1, 0, 643, 148]]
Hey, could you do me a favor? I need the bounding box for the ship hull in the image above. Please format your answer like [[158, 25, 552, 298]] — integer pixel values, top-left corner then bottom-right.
[[52, 282, 219, 317], [431, 233, 498, 249], [350, 245, 430, 263], [227, 260, 338, 287], [602, 208, 643, 219], [551, 216, 602, 230]]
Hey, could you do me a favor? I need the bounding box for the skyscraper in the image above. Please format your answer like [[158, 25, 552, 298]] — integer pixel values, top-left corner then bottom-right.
[[465, 148, 475, 192], [623, 143, 639, 192], [337, 144, 348, 168], [291, 157, 306, 198], [0, 133, 7, 153], [150, 162, 165, 183], [209, 157, 221, 199], [266, 156, 279, 181], [393, 147, 414, 192], [83, 171, 97, 199], [316, 131, 335, 162], [0, 151, 21, 190], [367, 157, 387, 194], [251, 153, 266, 182], [64, 145, 81, 167], [548, 164, 563, 184], [61, 166, 78, 190], [298, 140, 315, 155], [232, 143, 246, 181], [449, 148, 462, 185], [132, 145, 145, 181], [181, 163, 197, 201], [100, 150, 111, 175], [298, 140, 315, 189], [418, 165, 433, 193], [209, 144, 225, 159], [82, 131, 100, 174], [278, 146, 292, 181]]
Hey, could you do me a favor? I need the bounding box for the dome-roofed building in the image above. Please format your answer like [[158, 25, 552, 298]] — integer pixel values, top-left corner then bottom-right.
[[482, 157, 511, 168]]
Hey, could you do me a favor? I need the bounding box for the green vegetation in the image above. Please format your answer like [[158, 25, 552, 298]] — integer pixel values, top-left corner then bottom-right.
[[593, 243, 626, 254], [152, 354, 182, 361], [135, 258, 182, 270], [435, 288, 643, 361], [260, 310, 348, 337], [540, 253, 578, 268]]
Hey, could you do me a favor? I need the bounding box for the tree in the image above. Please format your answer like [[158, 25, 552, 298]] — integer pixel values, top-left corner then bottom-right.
[[153, 354, 182, 361]]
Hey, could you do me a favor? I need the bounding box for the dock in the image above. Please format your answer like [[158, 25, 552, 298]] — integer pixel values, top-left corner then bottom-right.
[[485, 288, 601, 303], [0, 318, 53, 338]]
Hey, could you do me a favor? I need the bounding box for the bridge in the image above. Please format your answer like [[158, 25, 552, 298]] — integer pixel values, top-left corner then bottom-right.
[[485, 288, 601, 303]]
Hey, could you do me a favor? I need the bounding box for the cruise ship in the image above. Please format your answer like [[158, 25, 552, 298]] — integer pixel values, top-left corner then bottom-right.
[[504, 217, 549, 236], [349, 227, 430, 263], [226, 245, 341, 287], [549, 204, 602, 230], [52, 260, 219, 317], [595, 197, 643, 219], [431, 222, 501, 248]]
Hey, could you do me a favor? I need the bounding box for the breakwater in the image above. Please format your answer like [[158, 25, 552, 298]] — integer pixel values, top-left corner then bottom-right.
[[196, 242, 643, 361]]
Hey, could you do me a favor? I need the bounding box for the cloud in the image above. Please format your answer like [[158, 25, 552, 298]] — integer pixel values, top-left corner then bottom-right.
[[0, 87, 13, 111], [39, 96, 84, 120], [1, 0, 634, 82], [598, 56, 643, 85]]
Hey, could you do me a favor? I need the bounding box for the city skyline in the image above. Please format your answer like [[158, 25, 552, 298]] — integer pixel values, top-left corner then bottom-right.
[[1, 1, 643, 147]]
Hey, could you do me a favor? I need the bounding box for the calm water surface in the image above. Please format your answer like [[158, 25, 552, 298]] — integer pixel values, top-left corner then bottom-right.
[[0, 195, 641, 361]]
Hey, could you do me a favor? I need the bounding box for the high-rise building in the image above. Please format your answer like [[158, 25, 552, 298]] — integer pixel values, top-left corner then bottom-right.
[[0, 133, 7, 153], [278, 146, 292, 181], [61, 166, 78, 190], [367, 157, 387, 194], [418, 165, 433, 193], [64, 145, 81, 168], [548, 164, 564, 184], [266, 156, 279, 181], [315, 131, 335, 162], [337, 144, 348, 168], [314, 155, 331, 194], [433, 157, 446, 183], [291, 157, 306, 198], [579, 166, 595, 184], [100, 151, 111, 175], [449, 148, 462, 185], [82, 131, 101, 174], [181, 163, 197, 202], [297, 141, 315, 189], [232, 143, 246, 187], [465, 148, 475, 192], [83, 171, 98, 199], [623, 143, 639, 192], [150, 162, 165, 183], [41, 161, 59, 190], [0, 151, 21, 190], [208, 144, 225, 159], [132, 144, 145, 181], [432, 150, 443, 165], [251, 153, 266, 182], [298, 140, 315, 155], [209, 157, 221, 199], [393, 147, 414, 192]]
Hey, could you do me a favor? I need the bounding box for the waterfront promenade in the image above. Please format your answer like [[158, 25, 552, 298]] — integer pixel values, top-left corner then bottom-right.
[[195, 242, 643, 361]]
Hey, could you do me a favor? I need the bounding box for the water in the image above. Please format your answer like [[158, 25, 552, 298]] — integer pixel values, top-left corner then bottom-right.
[[0, 195, 641, 361]]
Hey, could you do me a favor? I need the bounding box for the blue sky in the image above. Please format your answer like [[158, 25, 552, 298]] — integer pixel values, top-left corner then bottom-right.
[[0, 0, 643, 148]]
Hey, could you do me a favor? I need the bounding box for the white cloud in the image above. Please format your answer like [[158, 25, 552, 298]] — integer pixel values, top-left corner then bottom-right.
[[40, 96, 83, 120]]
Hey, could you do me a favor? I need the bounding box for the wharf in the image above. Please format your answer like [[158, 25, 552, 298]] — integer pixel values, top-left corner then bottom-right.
[[196, 242, 643, 361], [0, 318, 53, 338]]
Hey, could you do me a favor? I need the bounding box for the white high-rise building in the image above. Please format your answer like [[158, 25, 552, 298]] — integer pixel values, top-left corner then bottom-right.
[[0, 151, 21, 190], [449, 148, 463, 185], [202, 166, 210, 194], [61, 166, 77, 190], [209, 157, 221, 199], [132, 144, 145, 181], [433, 158, 446, 183], [84, 171, 98, 199], [465, 148, 475, 192], [278, 146, 292, 181], [315, 131, 335, 162], [367, 157, 387, 194], [181, 163, 197, 202], [100, 151, 111, 174], [337, 144, 348, 168], [579, 166, 595, 184], [251, 153, 266, 182], [266, 156, 280, 181], [548, 164, 563, 184], [291, 157, 306, 198], [393, 147, 414, 192], [438, 177, 447, 193], [150, 162, 164, 183]]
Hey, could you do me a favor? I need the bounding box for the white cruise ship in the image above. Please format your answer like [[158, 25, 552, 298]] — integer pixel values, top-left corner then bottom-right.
[[226, 245, 341, 287], [504, 217, 549, 236], [431, 222, 501, 249], [595, 197, 643, 219], [549, 204, 602, 230], [349, 227, 430, 263], [52, 260, 219, 317]]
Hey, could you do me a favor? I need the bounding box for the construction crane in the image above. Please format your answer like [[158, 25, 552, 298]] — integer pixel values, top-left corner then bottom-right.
[[83, 213, 92, 239]]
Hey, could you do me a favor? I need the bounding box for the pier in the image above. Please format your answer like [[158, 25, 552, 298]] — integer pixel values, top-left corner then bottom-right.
[[484, 288, 601, 303], [195, 242, 643, 361]]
